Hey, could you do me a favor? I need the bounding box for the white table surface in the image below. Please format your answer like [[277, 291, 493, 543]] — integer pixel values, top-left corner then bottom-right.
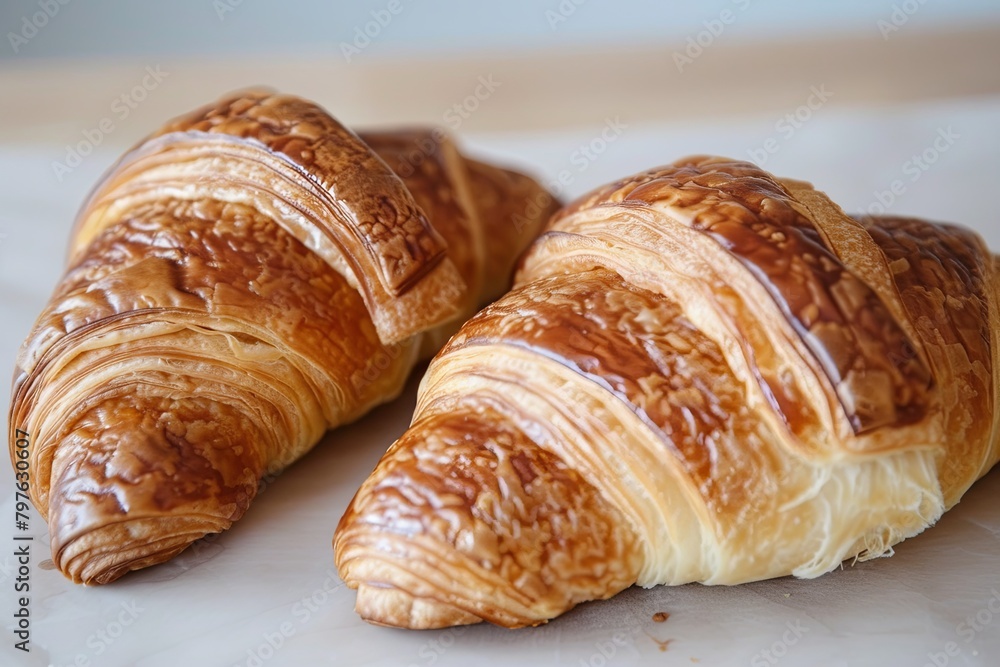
[[2, 95, 999, 667]]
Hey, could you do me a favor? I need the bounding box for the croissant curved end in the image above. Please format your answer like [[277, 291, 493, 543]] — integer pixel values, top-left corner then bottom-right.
[[353, 584, 481, 630], [334, 407, 644, 629], [56, 517, 229, 585], [40, 391, 268, 584]]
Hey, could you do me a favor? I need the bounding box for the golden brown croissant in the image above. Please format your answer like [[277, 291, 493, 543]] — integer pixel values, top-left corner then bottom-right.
[[335, 155, 1000, 629], [8, 91, 557, 585]]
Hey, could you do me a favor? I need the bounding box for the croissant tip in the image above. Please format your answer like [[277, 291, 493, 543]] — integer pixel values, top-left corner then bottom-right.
[[53, 516, 229, 585], [354, 583, 483, 630]]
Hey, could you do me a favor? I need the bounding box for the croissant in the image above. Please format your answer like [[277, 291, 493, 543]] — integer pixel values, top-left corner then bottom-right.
[[8, 91, 558, 584], [335, 155, 1000, 629]]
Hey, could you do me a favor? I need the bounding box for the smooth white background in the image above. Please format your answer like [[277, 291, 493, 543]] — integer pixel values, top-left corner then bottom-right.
[[1, 0, 997, 61]]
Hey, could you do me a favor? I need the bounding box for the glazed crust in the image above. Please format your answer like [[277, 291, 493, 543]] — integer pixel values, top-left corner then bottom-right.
[[8, 92, 558, 584], [335, 156, 1000, 628], [72, 93, 462, 345]]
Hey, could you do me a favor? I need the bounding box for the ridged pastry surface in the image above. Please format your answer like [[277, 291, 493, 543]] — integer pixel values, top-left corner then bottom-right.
[[8, 91, 558, 584], [335, 155, 1000, 628]]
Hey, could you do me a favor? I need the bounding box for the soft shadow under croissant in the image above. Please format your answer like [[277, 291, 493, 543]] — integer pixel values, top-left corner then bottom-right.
[[334, 155, 1000, 629], [7, 91, 559, 585]]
